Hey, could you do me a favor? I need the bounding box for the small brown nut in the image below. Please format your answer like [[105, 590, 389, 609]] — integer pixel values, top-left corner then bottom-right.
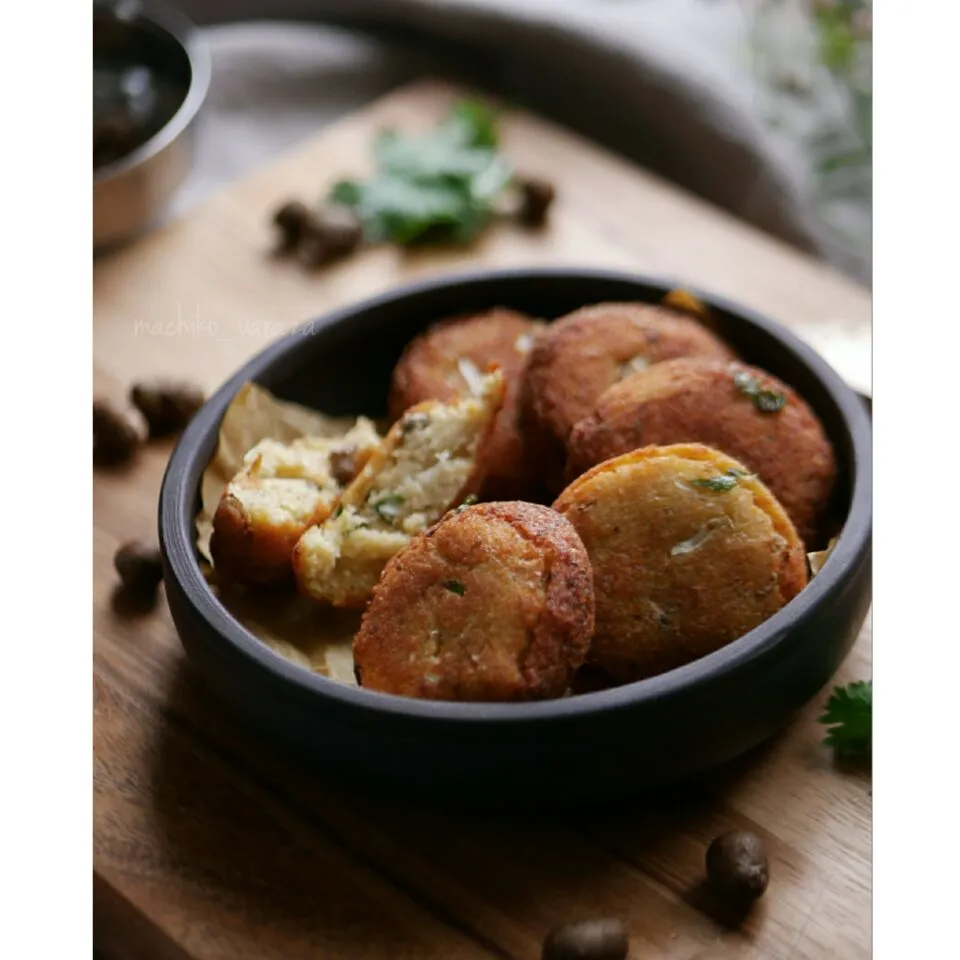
[[129, 379, 205, 438], [517, 176, 556, 227], [297, 229, 330, 268], [272, 200, 314, 251], [706, 830, 770, 906], [542, 918, 628, 960], [298, 209, 363, 267], [319, 206, 364, 258], [329, 445, 359, 486], [114, 540, 164, 593], [93, 399, 144, 465]]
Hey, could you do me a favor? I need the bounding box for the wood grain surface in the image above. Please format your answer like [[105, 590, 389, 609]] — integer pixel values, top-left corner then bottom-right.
[[93, 78, 872, 960]]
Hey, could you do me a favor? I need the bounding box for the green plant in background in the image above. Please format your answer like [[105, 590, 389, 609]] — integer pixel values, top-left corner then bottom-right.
[[750, 0, 872, 275], [811, 0, 872, 176], [329, 99, 513, 245]]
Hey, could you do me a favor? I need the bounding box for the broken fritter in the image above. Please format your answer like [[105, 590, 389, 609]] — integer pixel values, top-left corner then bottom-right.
[[292, 370, 506, 607], [210, 418, 381, 585]]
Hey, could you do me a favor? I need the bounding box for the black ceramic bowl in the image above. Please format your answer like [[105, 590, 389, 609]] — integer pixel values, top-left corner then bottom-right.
[[159, 268, 872, 808]]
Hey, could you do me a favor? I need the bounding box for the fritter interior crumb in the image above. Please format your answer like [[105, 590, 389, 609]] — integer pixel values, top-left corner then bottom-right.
[[210, 418, 381, 584], [293, 371, 506, 607]]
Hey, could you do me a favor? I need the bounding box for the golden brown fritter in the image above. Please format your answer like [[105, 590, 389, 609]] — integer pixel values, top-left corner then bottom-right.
[[565, 357, 836, 547], [353, 501, 595, 702], [388, 308, 545, 500], [293, 371, 506, 608], [520, 302, 737, 488], [553, 443, 807, 683], [210, 419, 381, 585]]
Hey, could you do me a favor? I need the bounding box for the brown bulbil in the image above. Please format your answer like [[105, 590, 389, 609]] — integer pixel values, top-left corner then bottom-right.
[[706, 830, 770, 906], [541, 918, 629, 960], [272, 200, 314, 251], [298, 207, 363, 267], [353, 501, 595, 702], [114, 540, 164, 593], [328, 445, 360, 486], [130, 379, 205, 438], [517, 176, 556, 227], [93, 399, 144, 465], [318, 206, 364, 257]]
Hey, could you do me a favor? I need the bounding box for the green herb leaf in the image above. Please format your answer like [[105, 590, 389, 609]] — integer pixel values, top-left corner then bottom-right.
[[443, 579, 466, 596], [818, 680, 872, 757], [371, 492, 405, 524], [691, 469, 753, 493], [374, 130, 495, 181], [333, 504, 344, 518], [441, 98, 500, 148], [401, 411, 430, 434], [325, 99, 513, 247], [453, 493, 479, 514], [733, 371, 788, 413], [814, 4, 859, 75], [329, 180, 363, 206]]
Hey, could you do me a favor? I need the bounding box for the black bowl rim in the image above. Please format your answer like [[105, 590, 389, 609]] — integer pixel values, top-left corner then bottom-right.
[[160, 266, 872, 725], [93, 0, 211, 183]]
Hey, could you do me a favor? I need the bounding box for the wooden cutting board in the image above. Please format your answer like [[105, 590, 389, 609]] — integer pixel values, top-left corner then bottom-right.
[[93, 78, 872, 960]]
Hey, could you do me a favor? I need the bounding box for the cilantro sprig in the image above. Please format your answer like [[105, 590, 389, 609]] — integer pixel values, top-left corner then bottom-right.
[[818, 680, 872, 758], [453, 493, 479, 514], [328, 99, 513, 246], [371, 492, 405, 525], [733, 371, 788, 414], [692, 469, 753, 492]]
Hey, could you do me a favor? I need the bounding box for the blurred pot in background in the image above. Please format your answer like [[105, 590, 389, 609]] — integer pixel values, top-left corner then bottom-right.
[[93, 0, 211, 251]]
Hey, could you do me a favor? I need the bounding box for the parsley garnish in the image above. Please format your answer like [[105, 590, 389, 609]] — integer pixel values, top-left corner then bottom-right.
[[371, 493, 405, 524], [328, 99, 513, 246], [453, 494, 479, 514], [733, 371, 788, 413], [818, 680, 871, 757], [333, 504, 344, 518], [692, 469, 753, 492], [443, 579, 466, 596]]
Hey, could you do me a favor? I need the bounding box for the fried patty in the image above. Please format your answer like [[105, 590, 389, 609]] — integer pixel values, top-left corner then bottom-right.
[[353, 500, 595, 701], [553, 443, 807, 682], [520, 302, 736, 487], [210, 419, 381, 585], [565, 357, 836, 547], [292, 371, 506, 608], [388, 308, 545, 500]]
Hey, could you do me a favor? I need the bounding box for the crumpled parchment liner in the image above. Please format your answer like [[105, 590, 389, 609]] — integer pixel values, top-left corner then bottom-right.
[[195, 381, 369, 682], [808, 535, 840, 578], [209, 581, 361, 685]]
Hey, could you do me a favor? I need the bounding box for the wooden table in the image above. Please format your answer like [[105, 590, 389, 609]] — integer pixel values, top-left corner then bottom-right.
[[93, 79, 872, 960]]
